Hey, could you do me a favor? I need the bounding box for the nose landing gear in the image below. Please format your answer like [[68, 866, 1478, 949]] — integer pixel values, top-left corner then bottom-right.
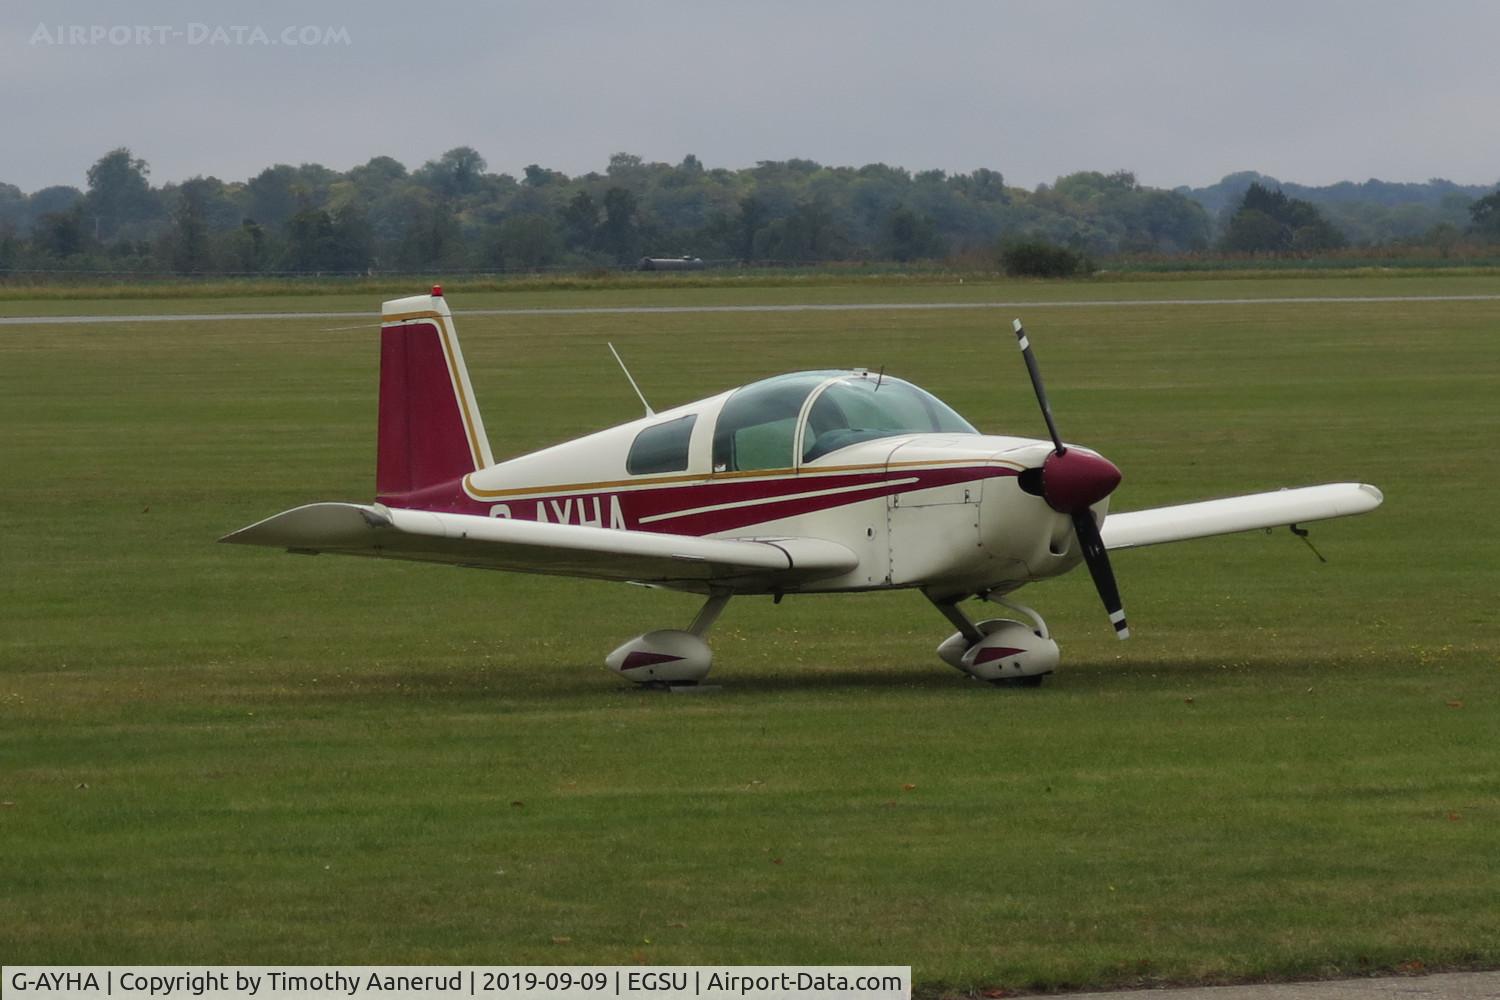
[[930, 592, 1059, 686]]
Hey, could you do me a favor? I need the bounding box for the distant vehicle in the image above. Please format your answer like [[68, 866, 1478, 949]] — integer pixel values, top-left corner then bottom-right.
[[225, 288, 1383, 688], [638, 256, 705, 271]]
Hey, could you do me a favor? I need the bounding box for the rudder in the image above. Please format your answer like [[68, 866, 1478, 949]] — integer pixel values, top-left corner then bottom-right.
[[376, 287, 493, 501]]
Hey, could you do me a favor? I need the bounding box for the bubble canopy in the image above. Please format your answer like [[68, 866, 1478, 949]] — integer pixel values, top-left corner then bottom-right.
[[711, 370, 979, 472]]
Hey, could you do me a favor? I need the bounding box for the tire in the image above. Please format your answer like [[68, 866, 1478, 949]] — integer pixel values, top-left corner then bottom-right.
[[990, 674, 1047, 688]]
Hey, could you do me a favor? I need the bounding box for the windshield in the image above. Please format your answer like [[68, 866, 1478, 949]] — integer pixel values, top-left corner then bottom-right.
[[801, 375, 977, 462]]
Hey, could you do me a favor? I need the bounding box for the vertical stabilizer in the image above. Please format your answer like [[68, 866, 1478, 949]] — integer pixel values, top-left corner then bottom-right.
[[376, 287, 494, 501]]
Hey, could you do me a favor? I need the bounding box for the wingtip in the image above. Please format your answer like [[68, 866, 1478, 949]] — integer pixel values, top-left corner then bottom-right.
[[1012, 318, 1024, 332], [1358, 483, 1384, 506]]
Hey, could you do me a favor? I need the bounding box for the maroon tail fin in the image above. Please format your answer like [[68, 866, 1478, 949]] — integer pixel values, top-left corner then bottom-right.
[[376, 288, 493, 502]]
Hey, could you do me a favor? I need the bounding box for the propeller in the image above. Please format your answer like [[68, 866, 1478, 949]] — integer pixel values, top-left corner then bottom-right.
[[1011, 319, 1130, 640]]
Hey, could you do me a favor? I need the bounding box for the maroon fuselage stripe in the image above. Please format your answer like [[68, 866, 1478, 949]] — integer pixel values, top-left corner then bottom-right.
[[382, 464, 1018, 536]]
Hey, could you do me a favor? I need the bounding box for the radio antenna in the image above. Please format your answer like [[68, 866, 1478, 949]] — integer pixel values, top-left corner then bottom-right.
[[608, 343, 655, 417]]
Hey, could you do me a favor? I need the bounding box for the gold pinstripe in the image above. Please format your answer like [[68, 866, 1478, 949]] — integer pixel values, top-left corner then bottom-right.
[[462, 456, 1024, 501], [435, 314, 487, 469]]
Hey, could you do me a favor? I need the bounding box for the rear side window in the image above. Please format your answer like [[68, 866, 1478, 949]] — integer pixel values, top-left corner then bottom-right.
[[627, 415, 696, 475]]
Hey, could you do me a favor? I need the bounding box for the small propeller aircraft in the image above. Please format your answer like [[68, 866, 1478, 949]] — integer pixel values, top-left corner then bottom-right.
[[224, 287, 1383, 687]]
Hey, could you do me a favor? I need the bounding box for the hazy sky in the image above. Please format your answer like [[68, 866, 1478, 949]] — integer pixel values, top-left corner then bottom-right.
[[5, 0, 1498, 194]]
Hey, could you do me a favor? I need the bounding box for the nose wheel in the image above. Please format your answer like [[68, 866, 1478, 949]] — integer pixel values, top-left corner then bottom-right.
[[929, 591, 1060, 685]]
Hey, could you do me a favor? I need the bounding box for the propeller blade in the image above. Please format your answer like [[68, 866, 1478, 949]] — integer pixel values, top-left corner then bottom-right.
[[1071, 509, 1130, 640], [1012, 318, 1129, 639], [1012, 319, 1065, 455]]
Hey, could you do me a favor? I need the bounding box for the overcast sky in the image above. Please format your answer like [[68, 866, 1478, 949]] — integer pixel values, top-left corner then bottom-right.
[[5, 0, 1498, 194]]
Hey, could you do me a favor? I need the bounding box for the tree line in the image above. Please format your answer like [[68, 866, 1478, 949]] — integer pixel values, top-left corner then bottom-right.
[[2, 148, 1497, 276]]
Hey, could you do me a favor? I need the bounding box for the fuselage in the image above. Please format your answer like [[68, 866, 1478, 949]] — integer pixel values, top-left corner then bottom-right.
[[376, 369, 1108, 598]]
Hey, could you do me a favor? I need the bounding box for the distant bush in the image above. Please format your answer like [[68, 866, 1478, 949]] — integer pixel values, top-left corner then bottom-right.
[[999, 239, 1092, 278]]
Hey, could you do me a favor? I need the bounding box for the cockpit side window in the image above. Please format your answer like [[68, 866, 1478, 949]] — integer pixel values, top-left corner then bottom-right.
[[627, 415, 696, 475], [711, 372, 830, 472]]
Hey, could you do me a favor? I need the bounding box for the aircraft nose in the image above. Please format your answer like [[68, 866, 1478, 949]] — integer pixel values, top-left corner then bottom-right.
[[1042, 449, 1122, 514]]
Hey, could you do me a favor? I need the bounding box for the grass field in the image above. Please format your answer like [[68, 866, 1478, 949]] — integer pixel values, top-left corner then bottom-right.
[[2, 268, 1500, 317], [2, 275, 1497, 994]]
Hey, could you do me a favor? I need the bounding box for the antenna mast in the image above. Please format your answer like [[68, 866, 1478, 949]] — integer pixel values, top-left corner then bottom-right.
[[608, 343, 655, 417]]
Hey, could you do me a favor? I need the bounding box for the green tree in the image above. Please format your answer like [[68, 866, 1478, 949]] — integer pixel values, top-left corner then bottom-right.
[[600, 187, 640, 263], [0, 182, 25, 231], [227, 220, 269, 272], [955, 168, 1007, 203], [418, 147, 487, 199], [246, 166, 301, 229], [561, 191, 599, 250], [883, 206, 943, 261], [346, 156, 409, 206], [395, 196, 463, 270], [606, 152, 645, 185], [26, 186, 83, 229], [523, 164, 567, 188], [84, 148, 155, 240], [1220, 208, 1286, 253], [285, 203, 373, 271], [329, 202, 374, 271], [1219, 182, 1345, 252], [285, 207, 337, 271], [753, 199, 849, 261], [175, 177, 241, 233], [493, 214, 563, 270], [734, 195, 768, 260], [0, 221, 18, 274], [1468, 189, 1500, 242], [167, 186, 211, 273], [32, 205, 90, 258]]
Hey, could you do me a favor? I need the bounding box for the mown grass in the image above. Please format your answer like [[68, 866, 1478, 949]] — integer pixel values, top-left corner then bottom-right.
[[1, 278, 1497, 993], [2, 263, 1499, 311], [1, 271, 1499, 320]]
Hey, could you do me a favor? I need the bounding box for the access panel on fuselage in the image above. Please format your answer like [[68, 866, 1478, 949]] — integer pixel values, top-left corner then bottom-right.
[[883, 438, 985, 586]]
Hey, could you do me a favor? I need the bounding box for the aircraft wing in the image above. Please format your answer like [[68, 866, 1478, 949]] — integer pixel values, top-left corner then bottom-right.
[[1101, 483, 1383, 551], [221, 502, 858, 590]]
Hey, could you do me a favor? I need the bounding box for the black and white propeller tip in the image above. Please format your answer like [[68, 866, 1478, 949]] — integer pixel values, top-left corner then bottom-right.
[[1010, 319, 1066, 456]]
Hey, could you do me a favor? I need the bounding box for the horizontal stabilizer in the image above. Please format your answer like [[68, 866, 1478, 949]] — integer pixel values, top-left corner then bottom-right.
[[221, 503, 857, 589], [1101, 483, 1383, 551]]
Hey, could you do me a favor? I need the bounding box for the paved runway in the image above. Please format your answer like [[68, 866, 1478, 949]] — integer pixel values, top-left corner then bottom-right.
[[1051, 971, 1500, 999], [2, 293, 1499, 326]]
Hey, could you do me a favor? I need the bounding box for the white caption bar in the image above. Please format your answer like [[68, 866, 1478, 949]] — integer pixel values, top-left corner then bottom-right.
[[3, 967, 910, 1000]]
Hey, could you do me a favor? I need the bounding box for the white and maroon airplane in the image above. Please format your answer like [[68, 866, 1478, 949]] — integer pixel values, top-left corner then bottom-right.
[[224, 287, 1383, 687]]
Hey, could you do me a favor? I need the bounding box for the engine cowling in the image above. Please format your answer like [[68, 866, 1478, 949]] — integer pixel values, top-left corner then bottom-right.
[[605, 629, 713, 684], [936, 618, 1059, 682]]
